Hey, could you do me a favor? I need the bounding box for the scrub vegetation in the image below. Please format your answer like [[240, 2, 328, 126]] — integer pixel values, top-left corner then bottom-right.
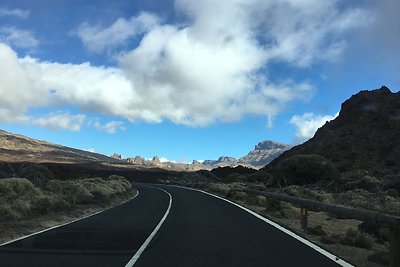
[[0, 164, 134, 244], [0, 175, 133, 221]]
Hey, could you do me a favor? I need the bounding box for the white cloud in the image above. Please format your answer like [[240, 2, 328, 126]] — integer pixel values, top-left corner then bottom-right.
[[92, 120, 125, 134], [159, 157, 176, 163], [355, 0, 400, 73], [83, 148, 96, 153], [1, 1, 370, 128], [0, 8, 29, 19], [290, 112, 338, 143], [75, 12, 159, 53], [0, 27, 39, 49], [32, 113, 86, 132]]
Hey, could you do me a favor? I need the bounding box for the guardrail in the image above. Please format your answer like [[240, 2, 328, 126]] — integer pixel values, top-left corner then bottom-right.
[[235, 188, 400, 267]]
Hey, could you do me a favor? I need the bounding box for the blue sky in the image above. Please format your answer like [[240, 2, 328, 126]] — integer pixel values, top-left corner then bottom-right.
[[0, 0, 399, 162]]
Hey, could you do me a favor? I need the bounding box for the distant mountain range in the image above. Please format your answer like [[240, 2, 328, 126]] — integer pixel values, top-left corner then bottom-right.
[[201, 141, 289, 169], [126, 140, 289, 170], [0, 130, 121, 164], [0, 131, 288, 170]]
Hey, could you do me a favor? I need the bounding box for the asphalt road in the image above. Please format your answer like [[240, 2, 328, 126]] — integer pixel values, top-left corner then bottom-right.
[[0, 184, 345, 267]]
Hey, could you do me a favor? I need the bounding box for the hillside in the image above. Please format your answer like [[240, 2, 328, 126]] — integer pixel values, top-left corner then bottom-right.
[[0, 130, 121, 164], [264, 86, 400, 178]]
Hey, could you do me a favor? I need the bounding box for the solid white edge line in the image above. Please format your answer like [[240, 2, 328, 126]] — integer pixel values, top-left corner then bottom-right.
[[168, 185, 354, 267], [124, 187, 172, 267], [0, 189, 139, 247]]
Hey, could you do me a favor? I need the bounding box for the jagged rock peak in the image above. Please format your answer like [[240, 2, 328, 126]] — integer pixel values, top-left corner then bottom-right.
[[254, 140, 289, 150], [151, 156, 161, 164], [217, 156, 237, 162], [110, 153, 122, 160]]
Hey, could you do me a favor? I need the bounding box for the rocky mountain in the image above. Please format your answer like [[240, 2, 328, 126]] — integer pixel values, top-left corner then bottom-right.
[[238, 141, 289, 168], [0, 130, 122, 164], [127, 155, 209, 171], [264, 86, 400, 177], [203, 156, 238, 167], [201, 142, 289, 169]]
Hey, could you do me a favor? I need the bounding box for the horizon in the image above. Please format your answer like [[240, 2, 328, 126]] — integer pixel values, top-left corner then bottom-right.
[[0, 0, 399, 162]]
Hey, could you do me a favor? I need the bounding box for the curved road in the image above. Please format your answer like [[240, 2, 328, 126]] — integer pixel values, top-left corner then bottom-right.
[[0, 184, 348, 267]]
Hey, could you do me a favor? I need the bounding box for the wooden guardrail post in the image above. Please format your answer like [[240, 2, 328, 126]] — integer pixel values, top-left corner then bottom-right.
[[300, 208, 308, 231], [389, 229, 400, 267]]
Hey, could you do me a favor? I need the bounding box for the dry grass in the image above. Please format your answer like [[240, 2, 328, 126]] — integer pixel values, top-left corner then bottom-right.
[[0, 189, 137, 245], [0, 175, 135, 245]]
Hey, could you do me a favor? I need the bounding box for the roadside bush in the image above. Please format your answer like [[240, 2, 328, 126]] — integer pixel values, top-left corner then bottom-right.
[[282, 186, 331, 202], [18, 164, 54, 188], [76, 178, 115, 203], [33, 195, 71, 214], [0, 178, 40, 220], [107, 175, 132, 192], [265, 198, 282, 211], [249, 170, 273, 183], [0, 205, 18, 220], [273, 154, 340, 186], [195, 170, 218, 181], [343, 174, 381, 192], [341, 228, 373, 249], [0, 175, 133, 222], [0, 178, 40, 201], [46, 180, 94, 205], [76, 176, 132, 203]]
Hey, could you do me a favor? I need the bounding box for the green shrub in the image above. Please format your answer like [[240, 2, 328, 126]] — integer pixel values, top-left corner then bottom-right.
[[18, 164, 53, 188], [33, 195, 70, 214], [107, 175, 132, 191], [344, 175, 381, 192], [273, 154, 340, 186], [46, 180, 94, 205], [249, 170, 273, 183], [282, 186, 331, 202], [0, 204, 18, 220], [341, 228, 373, 249], [265, 198, 282, 211], [195, 170, 218, 181], [0, 178, 40, 201]]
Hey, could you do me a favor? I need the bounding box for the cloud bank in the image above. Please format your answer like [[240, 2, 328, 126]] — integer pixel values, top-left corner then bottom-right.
[[0, 27, 39, 49], [0, 8, 29, 19], [290, 112, 338, 143], [1, 0, 371, 130]]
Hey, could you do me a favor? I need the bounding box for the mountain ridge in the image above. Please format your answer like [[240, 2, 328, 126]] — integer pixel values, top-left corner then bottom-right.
[[264, 86, 400, 179], [0, 130, 121, 164]]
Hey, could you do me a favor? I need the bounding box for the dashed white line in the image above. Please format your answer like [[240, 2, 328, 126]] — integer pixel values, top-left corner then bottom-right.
[[125, 187, 172, 267]]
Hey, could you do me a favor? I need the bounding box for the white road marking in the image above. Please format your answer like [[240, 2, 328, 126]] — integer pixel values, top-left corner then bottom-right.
[[125, 187, 172, 267], [0, 189, 139, 247], [169, 185, 354, 267]]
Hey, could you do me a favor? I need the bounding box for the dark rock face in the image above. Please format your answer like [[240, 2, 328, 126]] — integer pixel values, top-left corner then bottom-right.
[[265, 86, 400, 177]]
